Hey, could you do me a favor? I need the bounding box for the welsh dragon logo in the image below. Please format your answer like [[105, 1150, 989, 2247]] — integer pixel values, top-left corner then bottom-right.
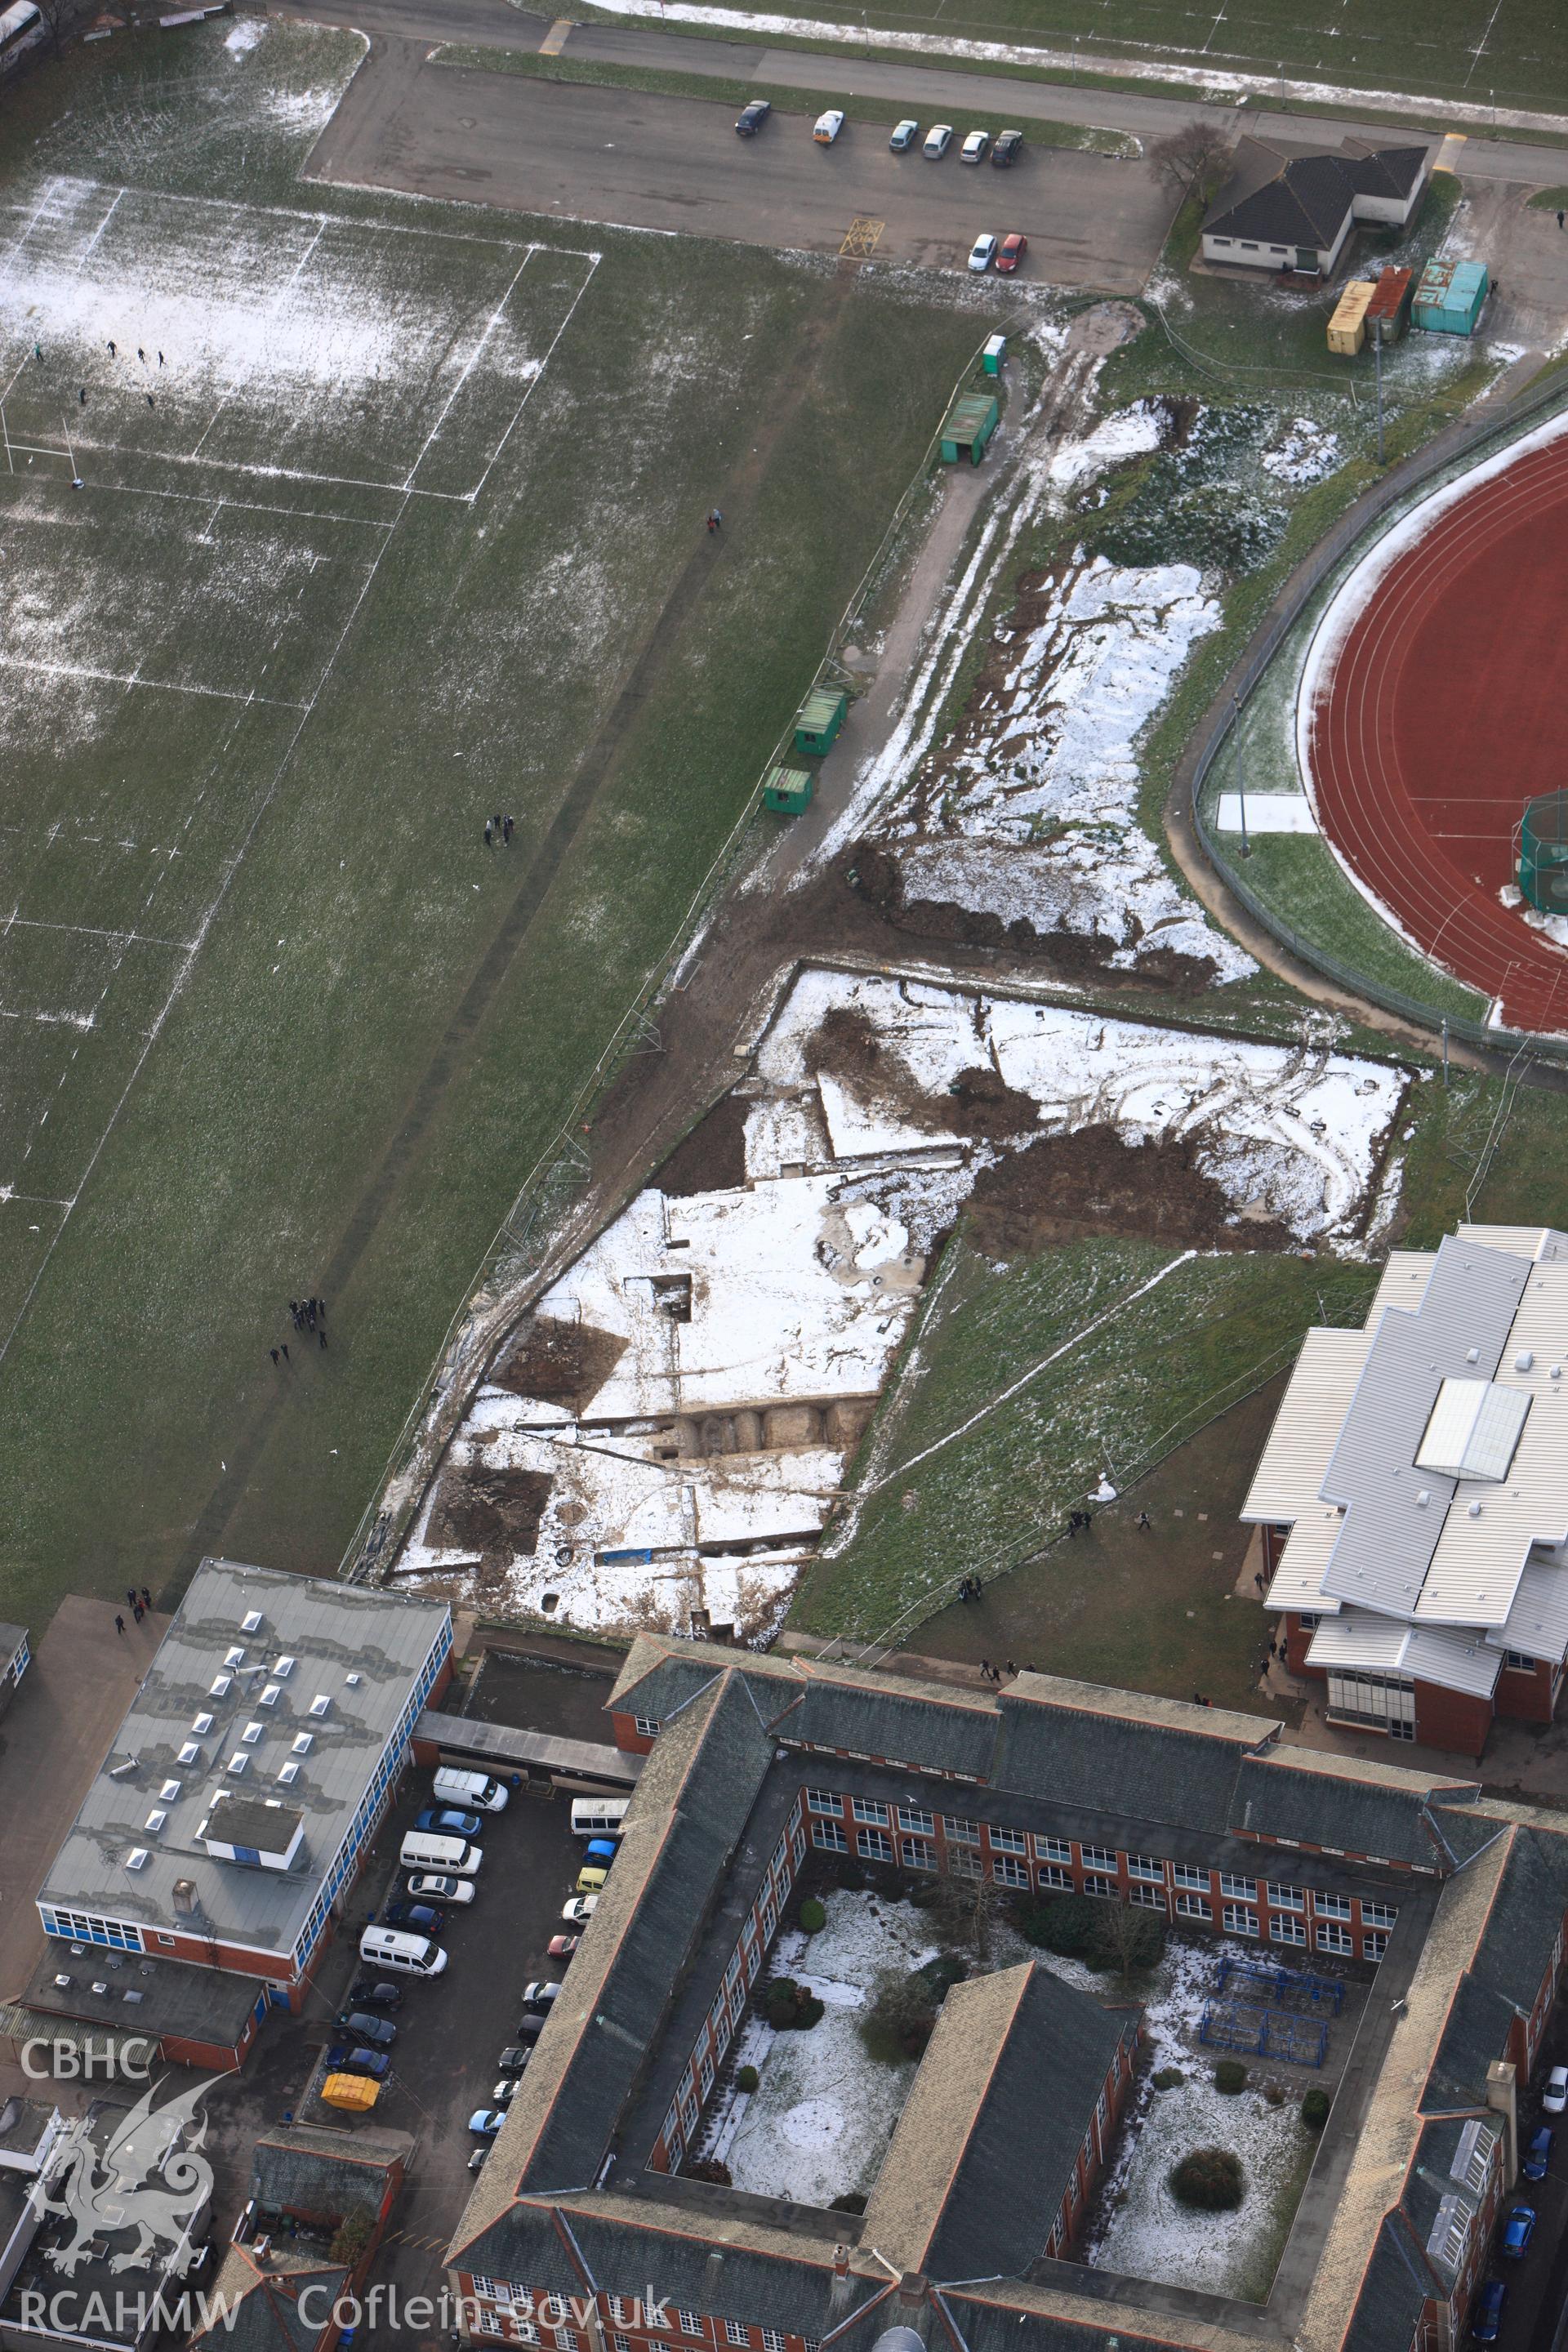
[[38, 2074, 215, 2276]]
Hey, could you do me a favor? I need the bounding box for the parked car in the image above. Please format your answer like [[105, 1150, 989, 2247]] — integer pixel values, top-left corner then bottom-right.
[[468, 2147, 490, 2172], [1523, 2125, 1554, 2180], [548, 1934, 581, 1961], [577, 1839, 617, 1894], [889, 118, 919, 150], [335, 2011, 396, 2047], [813, 110, 844, 144], [924, 122, 953, 158], [382, 1900, 443, 1936], [497, 2046, 532, 2076], [521, 1981, 564, 2014], [583, 1839, 618, 1867], [561, 1896, 598, 1925], [492, 2078, 522, 2108], [967, 234, 997, 274], [1543, 2064, 1568, 2113], [514, 2013, 548, 2043], [407, 1873, 475, 1905], [1501, 2206, 1535, 2258], [326, 2044, 390, 2081], [346, 1979, 403, 2011], [1472, 2278, 1506, 2342], [996, 232, 1027, 274], [960, 129, 990, 163], [735, 99, 771, 135], [469, 2109, 506, 2137], [991, 128, 1023, 166], [415, 1807, 483, 1840]]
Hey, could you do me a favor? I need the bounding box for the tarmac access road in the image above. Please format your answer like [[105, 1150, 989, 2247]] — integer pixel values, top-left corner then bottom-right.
[[287, 0, 1568, 194], [303, 37, 1178, 288]]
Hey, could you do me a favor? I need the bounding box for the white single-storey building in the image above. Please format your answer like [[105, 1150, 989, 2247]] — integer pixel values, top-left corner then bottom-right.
[[1203, 137, 1432, 277]]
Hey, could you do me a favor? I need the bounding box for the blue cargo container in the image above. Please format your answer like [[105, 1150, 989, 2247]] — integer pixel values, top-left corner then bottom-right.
[[1413, 256, 1488, 336]]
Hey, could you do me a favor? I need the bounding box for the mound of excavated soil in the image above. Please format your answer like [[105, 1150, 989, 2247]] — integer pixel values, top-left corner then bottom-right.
[[655, 1092, 750, 1196], [429, 1466, 555, 1558], [492, 1315, 626, 1411], [847, 843, 1219, 996], [964, 1125, 1294, 1258]]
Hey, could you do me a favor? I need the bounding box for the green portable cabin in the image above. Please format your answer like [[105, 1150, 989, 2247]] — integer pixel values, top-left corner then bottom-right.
[[764, 764, 814, 816], [1413, 256, 1488, 336], [1519, 790, 1568, 913], [940, 391, 1000, 465], [793, 687, 847, 757], [981, 334, 1007, 377]]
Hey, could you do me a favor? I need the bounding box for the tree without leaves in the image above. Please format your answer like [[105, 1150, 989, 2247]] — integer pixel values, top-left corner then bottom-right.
[[1149, 120, 1237, 211]]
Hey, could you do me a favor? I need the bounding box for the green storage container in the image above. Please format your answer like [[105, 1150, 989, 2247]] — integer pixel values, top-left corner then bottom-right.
[[764, 764, 815, 816], [939, 391, 1000, 465], [793, 688, 847, 757]]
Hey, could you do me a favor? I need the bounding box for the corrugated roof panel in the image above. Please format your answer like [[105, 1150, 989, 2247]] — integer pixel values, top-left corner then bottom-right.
[[1263, 1509, 1345, 1614], [1485, 1552, 1568, 1660], [1402, 1624, 1503, 1699], [1240, 1326, 1373, 1524], [1457, 1225, 1568, 1262], [1415, 1264, 1568, 1627], [1307, 1610, 1413, 1673], [1368, 1251, 1437, 1320], [1320, 1236, 1530, 1618], [1305, 1611, 1503, 1698]]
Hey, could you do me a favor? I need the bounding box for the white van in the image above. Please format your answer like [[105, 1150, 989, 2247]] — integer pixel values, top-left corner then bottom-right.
[[400, 1831, 483, 1875], [570, 1797, 628, 1839], [434, 1767, 509, 1813], [359, 1925, 448, 1976]]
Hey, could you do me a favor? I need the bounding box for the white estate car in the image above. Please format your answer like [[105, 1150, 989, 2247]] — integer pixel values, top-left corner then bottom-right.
[[968, 234, 997, 274], [924, 122, 953, 158], [813, 109, 844, 144]]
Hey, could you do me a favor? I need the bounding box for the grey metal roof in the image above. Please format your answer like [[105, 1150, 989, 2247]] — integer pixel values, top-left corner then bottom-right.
[[1319, 1236, 1530, 1618], [24, 1939, 262, 2043], [37, 1560, 450, 1959]]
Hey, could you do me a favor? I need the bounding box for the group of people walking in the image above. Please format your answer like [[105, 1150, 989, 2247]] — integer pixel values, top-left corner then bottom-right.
[[270, 1294, 327, 1365], [483, 813, 515, 847], [114, 1587, 154, 1636]]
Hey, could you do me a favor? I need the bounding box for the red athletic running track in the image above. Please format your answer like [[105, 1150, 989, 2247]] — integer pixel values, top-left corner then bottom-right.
[[1307, 424, 1568, 1036]]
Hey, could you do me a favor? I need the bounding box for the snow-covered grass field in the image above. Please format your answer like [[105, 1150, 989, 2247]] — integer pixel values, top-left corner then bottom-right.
[[0, 19, 985, 1628]]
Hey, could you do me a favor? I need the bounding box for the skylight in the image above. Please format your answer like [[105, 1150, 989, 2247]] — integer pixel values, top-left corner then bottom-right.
[[1415, 1378, 1530, 1482], [241, 1610, 264, 1633], [192, 1712, 214, 1734], [178, 1742, 201, 1765]]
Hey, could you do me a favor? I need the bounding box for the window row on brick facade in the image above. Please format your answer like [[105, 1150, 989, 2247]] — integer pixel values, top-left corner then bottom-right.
[[459, 2283, 816, 2352]]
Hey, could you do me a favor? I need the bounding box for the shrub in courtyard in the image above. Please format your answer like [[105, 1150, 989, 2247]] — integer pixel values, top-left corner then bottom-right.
[[1092, 1902, 1166, 1980], [1014, 1894, 1099, 1958], [1301, 2087, 1331, 2132], [799, 1897, 826, 1934], [1263, 2083, 1285, 2108], [764, 1980, 823, 2032], [918, 1953, 967, 2000], [1214, 2059, 1248, 2095], [736, 2065, 760, 2093], [836, 1864, 866, 1891], [329, 2207, 375, 2267], [684, 2158, 732, 2186], [1152, 2068, 1185, 2091], [861, 1965, 939, 2065], [1169, 2148, 1244, 2211]]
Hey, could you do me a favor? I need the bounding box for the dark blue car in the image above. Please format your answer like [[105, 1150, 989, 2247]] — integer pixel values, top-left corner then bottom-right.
[[1523, 2125, 1553, 2180], [383, 1900, 443, 1936], [1501, 2206, 1535, 2258], [1472, 2278, 1506, 2343], [326, 2044, 390, 2081], [415, 1807, 482, 1839]]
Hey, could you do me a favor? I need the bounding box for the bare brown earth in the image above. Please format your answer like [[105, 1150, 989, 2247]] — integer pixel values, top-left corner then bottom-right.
[[964, 1124, 1297, 1257], [427, 1463, 555, 1557], [653, 1091, 751, 1196], [492, 1315, 627, 1409]]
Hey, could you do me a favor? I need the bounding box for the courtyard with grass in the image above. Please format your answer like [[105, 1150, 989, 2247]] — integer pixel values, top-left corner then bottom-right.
[[0, 19, 987, 1624]]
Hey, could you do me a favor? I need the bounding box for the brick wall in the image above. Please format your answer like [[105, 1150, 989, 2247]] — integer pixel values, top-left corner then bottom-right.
[[453, 2282, 822, 2352], [1411, 1681, 1494, 1757], [1494, 1656, 1557, 1726]]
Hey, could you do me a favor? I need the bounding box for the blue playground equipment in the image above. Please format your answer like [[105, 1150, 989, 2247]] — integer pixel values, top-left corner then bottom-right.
[[1214, 1956, 1344, 2015]]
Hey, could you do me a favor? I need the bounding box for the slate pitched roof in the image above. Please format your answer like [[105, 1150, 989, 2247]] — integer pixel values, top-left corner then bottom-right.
[[1205, 143, 1428, 248], [1340, 2212, 1439, 2352], [863, 1962, 1138, 2280], [991, 1677, 1264, 1835], [193, 2251, 347, 2352], [251, 2123, 408, 2224], [455, 1671, 776, 2234], [1227, 1750, 1477, 1865], [1421, 1824, 1568, 2110]]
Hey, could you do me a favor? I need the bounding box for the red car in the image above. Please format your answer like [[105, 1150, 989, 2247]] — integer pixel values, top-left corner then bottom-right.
[[547, 1933, 580, 1960], [996, 232, 1027, 274]]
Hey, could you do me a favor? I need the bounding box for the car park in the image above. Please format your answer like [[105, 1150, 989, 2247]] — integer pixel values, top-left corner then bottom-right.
[[562, 1895, 598, 1924], [735, 99, 771, 136], [415, 1806, 483, 1840], [497, 2046, 532, 2076], [335, 2011, 396, 2047], [469, 2109, 505, 2137], [991, 128, 1023, 166], [346, 1979, 403, 2011], [1523, 2125, 1554, 2179], [1501, 2206, 1535, 2257], [889, 118, 919, 150], [960, 130, 990, 163], [967, 234, 997, 274], [522, 1980, 564, 2013], [407, 1873, 475, 1904], [326, 2044, 390, 2081], [813, 110, 844, 144], [996, 232, 1027, 274], [548, 1934, 581, 1960], [383, 1900, 443, 1936], [924, 123, 953, 158], [1472, 2278, 1506, 2342], [1543, 2064, 1568, 2113]]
